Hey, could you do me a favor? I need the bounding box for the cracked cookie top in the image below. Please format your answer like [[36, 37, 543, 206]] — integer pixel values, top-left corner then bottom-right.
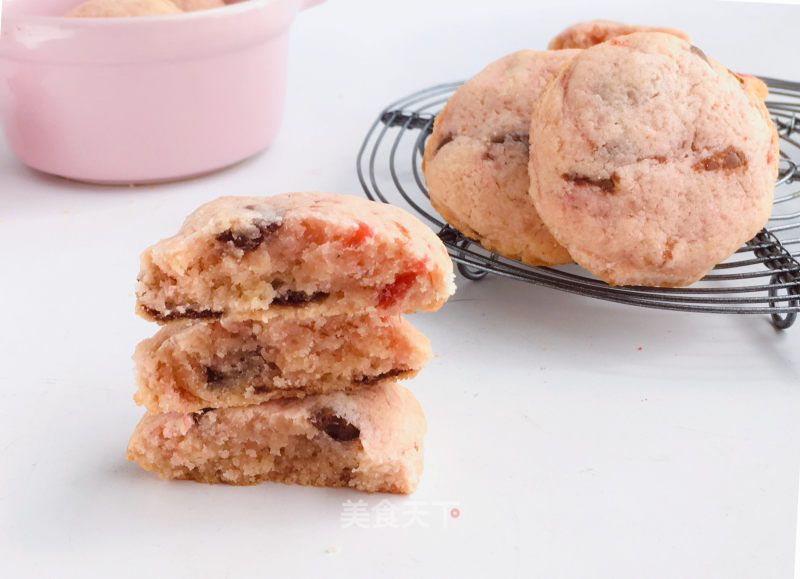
[[529, 32, 779, 287], [422, 49, 579, 266]]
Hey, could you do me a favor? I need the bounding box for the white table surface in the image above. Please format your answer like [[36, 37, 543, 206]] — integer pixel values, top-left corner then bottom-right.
[[2, 1, 799, 577]]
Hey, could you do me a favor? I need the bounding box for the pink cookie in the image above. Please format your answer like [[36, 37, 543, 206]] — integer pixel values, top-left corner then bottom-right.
[[423, 50, 579, 266], [133, 314, 431, 414], [127, 381, 427, 494], [548, 19, 690, 50], [529, 33, 779, 287], [136, 192, 455, 322]]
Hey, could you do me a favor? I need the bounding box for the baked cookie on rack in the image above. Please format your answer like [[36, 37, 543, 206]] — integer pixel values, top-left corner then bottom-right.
[[134, 314, 431, 413], [127, 381, 426, 494], [136, 192, 455, 322], [67, 0, 182, 17], [529, 32, 779, 287], [422, 49, 579, 266], [547, 19, 690, 49]]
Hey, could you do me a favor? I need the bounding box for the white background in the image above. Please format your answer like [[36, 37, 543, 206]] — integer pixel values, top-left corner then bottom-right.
[[1, 1, 799, 577]]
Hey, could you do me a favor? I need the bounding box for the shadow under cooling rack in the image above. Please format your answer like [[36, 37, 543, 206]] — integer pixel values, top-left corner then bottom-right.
[[357, 78, 800, 329]]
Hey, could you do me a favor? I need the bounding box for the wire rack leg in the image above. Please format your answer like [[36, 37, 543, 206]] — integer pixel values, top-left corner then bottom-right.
[[768, 272, 799, 329], [751, 231, 800, 329], [455, 239, 488, 280]]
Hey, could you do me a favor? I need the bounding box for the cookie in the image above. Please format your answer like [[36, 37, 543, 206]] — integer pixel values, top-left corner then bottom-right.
[[135, 192, 456, 323], [547, 19, 690, 50], [133, 314, 431, 414], [127, 381, 426, 494], [422, 50, 579, 265], [171, 0, 225, 11], [529, 33, 779, 287], [67, 0, 182, 17]]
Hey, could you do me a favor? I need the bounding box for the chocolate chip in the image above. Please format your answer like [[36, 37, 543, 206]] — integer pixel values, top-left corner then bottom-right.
[[562, 172, 617, 192], [253, 386, 270, 394], [273, 290, 329, 306], [311, 408, 360, 442], [191, 407, 214, 425], [217, 218, 281, 252], [204, 353, 275, 390], [205, 367, 226, 384], [721, 147, 747, 169], [357, 368, 405, 385], [690, 45, 709, 64], [694, 146, 747, 171], [140, 305, 222, 322]]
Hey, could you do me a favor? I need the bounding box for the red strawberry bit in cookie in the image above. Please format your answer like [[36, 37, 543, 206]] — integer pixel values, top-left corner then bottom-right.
[[346, 221, 375, 247], [378, 273, 420, 308], [378, 260, 428, 308]]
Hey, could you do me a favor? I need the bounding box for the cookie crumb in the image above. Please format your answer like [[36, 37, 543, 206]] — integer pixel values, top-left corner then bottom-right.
[[325, 546, 340, 554]]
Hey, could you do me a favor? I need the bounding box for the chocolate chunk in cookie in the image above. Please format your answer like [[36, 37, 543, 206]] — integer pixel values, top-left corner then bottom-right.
[[272, 290, 329, 306], [694, 146, 747, 172], [562, 172, 617, 192], [311, 408, 361, 442], [217, 218, 281, 252]]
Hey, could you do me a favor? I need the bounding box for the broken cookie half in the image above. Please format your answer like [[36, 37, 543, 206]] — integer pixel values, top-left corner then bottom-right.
[[133, 314, 431, 414], [127, 381, 426, 494], [135, 192, 455, 323]]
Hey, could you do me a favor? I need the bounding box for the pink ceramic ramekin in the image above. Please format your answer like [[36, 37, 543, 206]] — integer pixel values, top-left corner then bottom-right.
[[0, 0, 323, 183]]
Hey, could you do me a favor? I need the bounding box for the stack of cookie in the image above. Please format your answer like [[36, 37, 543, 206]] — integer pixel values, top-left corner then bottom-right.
[[127, 192, 455, 494], [423, 20, 779, 288]]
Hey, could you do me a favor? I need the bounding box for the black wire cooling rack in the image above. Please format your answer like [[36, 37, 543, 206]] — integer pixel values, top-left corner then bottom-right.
[[357, 77, 800, 329]]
